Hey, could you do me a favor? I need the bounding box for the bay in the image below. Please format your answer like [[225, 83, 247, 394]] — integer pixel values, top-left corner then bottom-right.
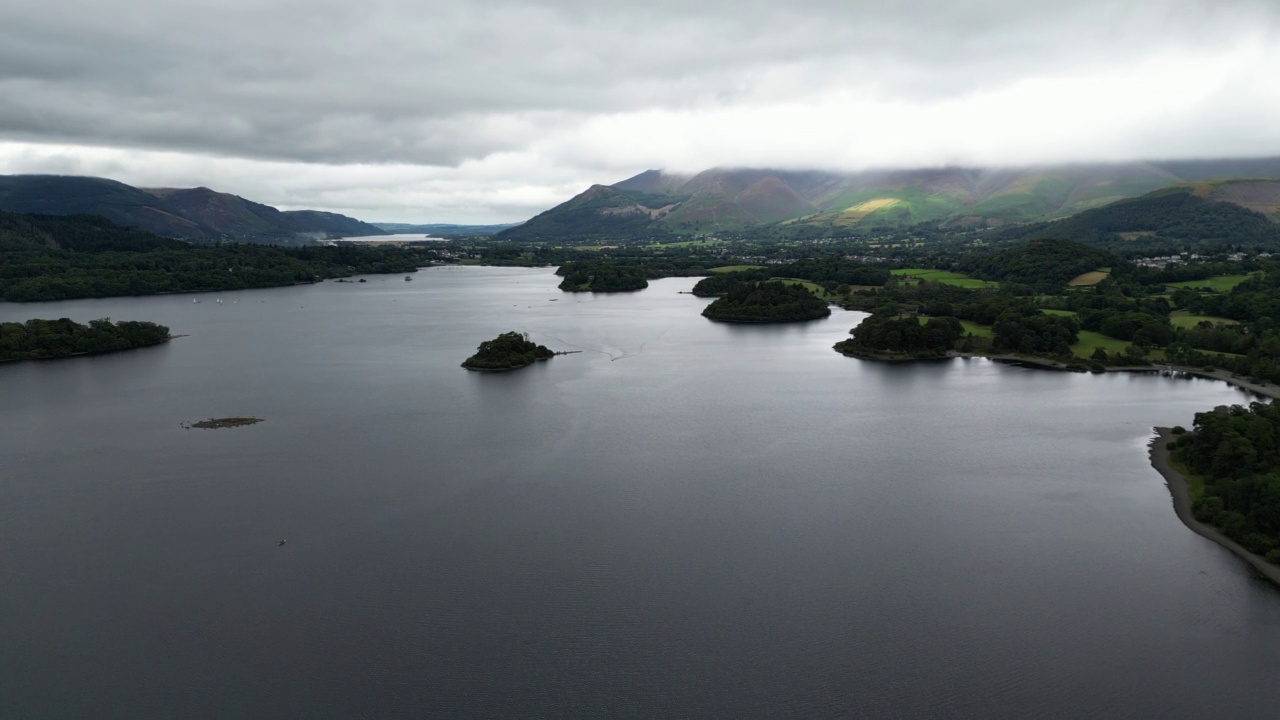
[[2, 266, 1278, 719]]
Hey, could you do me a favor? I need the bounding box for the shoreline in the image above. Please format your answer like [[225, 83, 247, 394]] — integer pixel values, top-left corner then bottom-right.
[[1148, 428, 1280, 587], [843, 349, 1280, 402], [1167, 367, 1280, 400]]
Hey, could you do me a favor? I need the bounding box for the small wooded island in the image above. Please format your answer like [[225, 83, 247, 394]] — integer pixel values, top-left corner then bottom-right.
[[701, 280, 831, 323], [0, 318, 170, 361], [189, 417, 263, 429], [462, 331, 555, 371], [557, 260, 649, 292]]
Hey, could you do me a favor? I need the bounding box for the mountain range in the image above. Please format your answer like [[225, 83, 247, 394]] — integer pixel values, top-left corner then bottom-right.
[[0, 175, 386, 244], [500, 158, 1280, 239]]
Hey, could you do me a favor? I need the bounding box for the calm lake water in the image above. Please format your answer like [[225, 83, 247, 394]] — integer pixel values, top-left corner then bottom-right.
[[2, 266, 1279, 719]]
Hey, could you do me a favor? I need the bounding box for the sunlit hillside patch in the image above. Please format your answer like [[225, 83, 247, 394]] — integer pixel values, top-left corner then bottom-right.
[[834, 197, 901, 225], [1067, 270, 1109, 286]]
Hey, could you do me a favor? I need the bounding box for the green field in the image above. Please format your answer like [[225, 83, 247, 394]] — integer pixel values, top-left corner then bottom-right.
[[709, 264, 766, 273], [1170, 310, 1238, 329], [1071, 330, 1133, 358], [1041, 309, 1079, 318], [1072, 330, 1128, 354], [890, 268, 998, 289], [959, 320, 993, 338], [917, 316, 993, 338], [1168, 274, 1258, 292]]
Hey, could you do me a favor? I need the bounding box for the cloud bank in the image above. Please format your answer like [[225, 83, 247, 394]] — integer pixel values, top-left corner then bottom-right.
[[1, 0, 1278, 222]]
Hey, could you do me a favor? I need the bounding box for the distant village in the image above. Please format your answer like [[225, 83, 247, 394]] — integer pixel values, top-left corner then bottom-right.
[[1134, 251, 1269, 269]]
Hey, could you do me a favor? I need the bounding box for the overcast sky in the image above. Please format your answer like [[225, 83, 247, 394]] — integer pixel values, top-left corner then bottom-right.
[[1, 0, 1278, 223]]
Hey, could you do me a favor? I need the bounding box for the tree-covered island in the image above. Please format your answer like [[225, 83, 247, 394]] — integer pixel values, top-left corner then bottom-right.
[[701, 280, 831, 322], [462, 331, 555, 371], [556, 260, 649, 292], [0, 317, 170, 361]]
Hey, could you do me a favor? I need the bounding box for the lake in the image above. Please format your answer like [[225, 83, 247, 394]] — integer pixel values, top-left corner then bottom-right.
[[339, 233, 448, 243], [2, 266, 1279, 718]]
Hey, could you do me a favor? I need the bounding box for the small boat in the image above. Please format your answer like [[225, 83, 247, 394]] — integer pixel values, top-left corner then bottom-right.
[[404, 275, 412, 281], [277, 539, 286, 546]]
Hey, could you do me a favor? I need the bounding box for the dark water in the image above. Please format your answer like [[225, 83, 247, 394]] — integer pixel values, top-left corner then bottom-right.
[[2, 266, 1279, 719]]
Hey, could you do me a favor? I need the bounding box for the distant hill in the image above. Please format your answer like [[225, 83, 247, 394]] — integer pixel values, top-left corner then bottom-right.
[[501, 184, 681, 241], [0, 209, 436, 302], [372, 222, 519, 236], [499, 159, 1280, 239], [0, 175, 386, 245], [994, 180, 1280, 254]]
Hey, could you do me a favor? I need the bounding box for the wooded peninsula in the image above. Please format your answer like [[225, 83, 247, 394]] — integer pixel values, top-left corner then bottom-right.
[[701, 280, 831, 322], [0, 317, 170, 361], [1163, 403, 1280, 573]]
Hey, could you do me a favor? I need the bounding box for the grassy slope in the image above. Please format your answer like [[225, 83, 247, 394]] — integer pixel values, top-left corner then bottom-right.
[[1169, 310, 1238, 328], [789, 187, 967, 230], [1167, 274, 1258, 292], [890, 268, 998, 289]]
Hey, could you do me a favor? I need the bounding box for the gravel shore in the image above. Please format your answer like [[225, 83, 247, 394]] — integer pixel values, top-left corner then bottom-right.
[[1148, 427, 1280, 587]]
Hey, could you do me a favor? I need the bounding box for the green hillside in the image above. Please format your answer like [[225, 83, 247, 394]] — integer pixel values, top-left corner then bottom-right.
[[996, 184, 1280, 254], [501, 159, 1280, 241]]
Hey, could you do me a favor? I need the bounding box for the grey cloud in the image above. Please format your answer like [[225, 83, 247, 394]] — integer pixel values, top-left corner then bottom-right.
[[1, 0, 1278, 223], [2, 0, 1274, 166]]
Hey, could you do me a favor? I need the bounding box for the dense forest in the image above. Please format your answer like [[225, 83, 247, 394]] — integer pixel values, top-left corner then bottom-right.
[[701, 281, 830, 322], [958, 238, 1125, 288], [1171, 402, 1280, 565], [556, 261, 650, 292], [0, 211, 439, 301], [0, 317, 170, 361], [461, 331, 555, 370]]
